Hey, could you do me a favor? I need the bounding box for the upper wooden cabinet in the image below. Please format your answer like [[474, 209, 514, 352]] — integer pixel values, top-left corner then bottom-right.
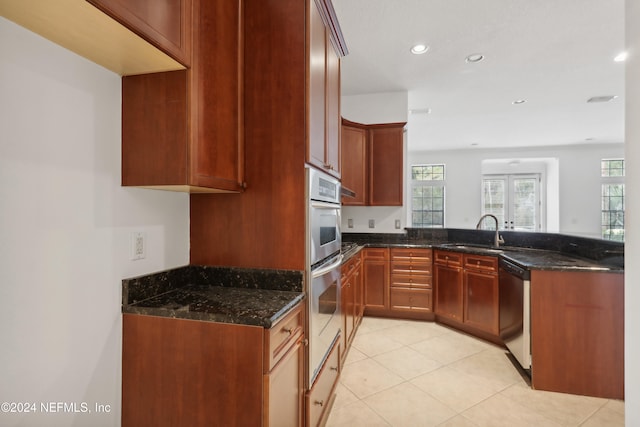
[[87, 0, 192, 66], [0, 0, 185, 75], [340, 124, 367, 205], [369, 124, 405, 205], [306, 0, 344, 178], [341, 119, 406, 206], [122, 0, 244, 193]]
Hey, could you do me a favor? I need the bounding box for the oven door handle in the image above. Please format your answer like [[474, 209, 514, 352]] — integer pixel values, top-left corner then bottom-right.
[[311, 255, 344, 278], [310, 200, 340, 209]]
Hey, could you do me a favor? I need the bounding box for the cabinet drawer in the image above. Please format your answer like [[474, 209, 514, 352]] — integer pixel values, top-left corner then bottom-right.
[[390, 248, 432, 262], [434, 250, 462, 266], [363, 248, 388, 260], [391, 273, 432, 289], [464, 254, 498, 273], [264, 305, 303, 372], [390, 288, 432, 312], [307, 340, 340, 427], [391, 261, 432, 275], [341, 254, 362, 278]]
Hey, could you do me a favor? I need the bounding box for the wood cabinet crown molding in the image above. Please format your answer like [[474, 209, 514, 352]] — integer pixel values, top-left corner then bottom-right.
[[0, 0, 185, 75], [313, 0, 348, 57]]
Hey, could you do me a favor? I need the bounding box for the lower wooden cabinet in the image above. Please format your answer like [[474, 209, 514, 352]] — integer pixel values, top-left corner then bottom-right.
[[434, 249, 499, 340], [390, 248, 433, 316], [530, 270, 624, 399], [306, 338, 340, 427], [363, 248, 388, 313], [265, 338, 304, 427], [463, 254, 499, 335], [363, 247, 433, 320], [122, 302, 304, 427], [341, 251, 363, 363]]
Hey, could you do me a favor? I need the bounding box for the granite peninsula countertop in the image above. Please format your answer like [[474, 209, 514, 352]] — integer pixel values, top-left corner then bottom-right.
[[122, 265, 305, 328], [341, 239, 623, 273]]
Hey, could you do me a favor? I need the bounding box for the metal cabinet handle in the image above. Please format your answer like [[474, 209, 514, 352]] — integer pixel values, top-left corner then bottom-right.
[[282, 327, 293, 335], [330, 366, 338, 372], [314, 400, 324, 407]]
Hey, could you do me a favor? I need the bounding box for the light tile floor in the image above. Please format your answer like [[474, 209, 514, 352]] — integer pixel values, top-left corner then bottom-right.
[[326, 317, 625, 427]]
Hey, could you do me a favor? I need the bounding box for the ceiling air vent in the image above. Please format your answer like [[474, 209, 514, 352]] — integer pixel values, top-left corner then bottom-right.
[[587, 95, 618, 103]]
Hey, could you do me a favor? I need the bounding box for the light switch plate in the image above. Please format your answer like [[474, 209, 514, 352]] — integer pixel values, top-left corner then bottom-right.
[[368, 219, 375, 228], [395, 219, 401, 229]]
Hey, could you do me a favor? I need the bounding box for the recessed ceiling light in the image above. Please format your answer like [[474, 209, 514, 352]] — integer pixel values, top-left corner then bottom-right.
[[587, 95, 618, 103], [614, 51, 628, 62], [465, 54, 484, 63], [470, 143, 479, 146], [409, 108, 431, 115], [512, 99, 526, 105], [410, 44, 429, 55]]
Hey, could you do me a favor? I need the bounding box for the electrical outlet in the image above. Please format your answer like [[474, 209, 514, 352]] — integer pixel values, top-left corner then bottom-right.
[[131, 232, 146, 260], [395, 219, 401, 229], [368, 219, 375, 228], [348, 218, 354, 228]]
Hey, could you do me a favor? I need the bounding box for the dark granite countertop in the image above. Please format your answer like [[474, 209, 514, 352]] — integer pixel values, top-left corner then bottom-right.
[[342, 241, 623, 273], [124, 284, 304, 328], [436, 244, 622, 273], [122, 265, 305, 328]]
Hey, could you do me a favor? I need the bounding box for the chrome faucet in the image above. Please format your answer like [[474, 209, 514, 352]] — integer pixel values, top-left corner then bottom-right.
[[475, 214, 505, 247]]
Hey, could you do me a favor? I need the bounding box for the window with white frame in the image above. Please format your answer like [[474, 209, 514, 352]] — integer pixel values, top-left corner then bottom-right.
[[411, 164, 445, 228], [601, 159, 625, 241]]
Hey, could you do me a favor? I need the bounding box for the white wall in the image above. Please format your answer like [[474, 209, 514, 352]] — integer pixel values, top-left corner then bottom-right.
[[342, 91, 409, 233], [625, 2, 639, 425], [0, 18, 189, 427], [341, 91, 408, 124], [408, 143, 624, 238]]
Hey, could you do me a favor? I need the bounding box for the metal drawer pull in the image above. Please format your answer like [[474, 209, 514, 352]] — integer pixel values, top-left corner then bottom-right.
[[330, 366, 338, 372], [314, 400, 324, 407], [282, 327, 293, 335]]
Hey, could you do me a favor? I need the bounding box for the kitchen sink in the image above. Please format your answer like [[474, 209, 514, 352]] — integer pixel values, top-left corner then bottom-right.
[[440, 243, 504, 254]]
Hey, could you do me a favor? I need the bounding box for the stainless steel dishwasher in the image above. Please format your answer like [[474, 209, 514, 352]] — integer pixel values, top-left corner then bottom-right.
[[499, 258, 531, 371]]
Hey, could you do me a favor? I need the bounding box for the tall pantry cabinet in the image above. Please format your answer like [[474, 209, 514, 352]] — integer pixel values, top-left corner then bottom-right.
[[190, 0, 347, 271]]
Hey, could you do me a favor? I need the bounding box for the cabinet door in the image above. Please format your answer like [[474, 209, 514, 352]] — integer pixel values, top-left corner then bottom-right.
[[369, 125, 404, 206], [434, 263, 463, 322], [354, 263, 364, 321], [341, 124, 367, 205], [341, 273, 354, 357], [463, 270, 499, 335], [265, 338, 304, 427], [88, 0, 192, 66], [190, 0, 243, 190], [121, 0, 243, 193], [363, 249, 389, 314], [325, 39, 341, 176], [307, 0, 328, 171]]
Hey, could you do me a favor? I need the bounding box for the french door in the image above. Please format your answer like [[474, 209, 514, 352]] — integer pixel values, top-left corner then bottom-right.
[[482, 174, 541, 231]]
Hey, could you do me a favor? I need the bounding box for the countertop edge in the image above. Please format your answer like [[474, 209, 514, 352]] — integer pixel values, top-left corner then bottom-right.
[[122, 287, 305, 329]]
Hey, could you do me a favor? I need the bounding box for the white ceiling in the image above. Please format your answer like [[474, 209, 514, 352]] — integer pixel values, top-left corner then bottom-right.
[[332, 0, 625, 151]]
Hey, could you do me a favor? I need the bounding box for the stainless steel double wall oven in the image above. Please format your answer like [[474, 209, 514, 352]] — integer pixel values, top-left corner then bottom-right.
[[306, 166, 342, 386]]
